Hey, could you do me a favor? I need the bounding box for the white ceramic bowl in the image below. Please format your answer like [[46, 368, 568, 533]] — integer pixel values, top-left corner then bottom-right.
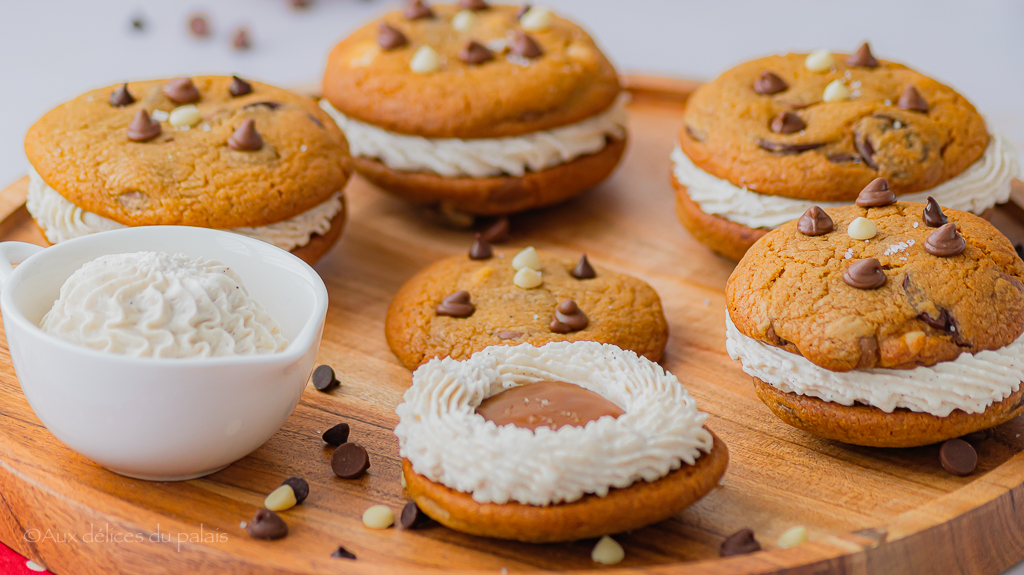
[[0, 226, 328, 481]]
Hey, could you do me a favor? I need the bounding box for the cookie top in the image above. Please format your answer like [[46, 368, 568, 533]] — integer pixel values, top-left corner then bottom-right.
[[385, 248, 668, 369], [322, 3, 621, 139], [726, 200, 1024, 372], [680, 46, 989, 202], [25, 76, 350, 229]]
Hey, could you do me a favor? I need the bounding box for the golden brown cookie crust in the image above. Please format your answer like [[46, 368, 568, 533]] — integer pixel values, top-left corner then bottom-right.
[[385, 248, 669, 369], [680, 52, 988, 201], [322, 3, 621, 138], [25, 76, 351, 229], [354, 137, 625, 215], [672, 174, 767, 261], [402, 430, 728, 542], [727, 203, 1024, 372], [753, 378, 1024, 448]]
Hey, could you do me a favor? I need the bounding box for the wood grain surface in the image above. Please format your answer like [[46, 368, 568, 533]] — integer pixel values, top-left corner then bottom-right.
[[2, 75, 1024, 575]]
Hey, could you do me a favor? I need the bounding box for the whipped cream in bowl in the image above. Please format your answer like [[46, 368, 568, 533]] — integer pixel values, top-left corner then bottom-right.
[[0, 226, 328, 480]]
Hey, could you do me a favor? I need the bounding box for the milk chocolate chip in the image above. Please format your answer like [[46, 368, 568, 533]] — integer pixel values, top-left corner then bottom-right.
[[925, 223, 966, 257], [229, 76, 253, 97], [511, 31, 542, 59], [312, 364, 339, 391], [331, 443, 370, 479], [469, 235, 493, 260], [897, 86, 928, 113], [855, 178, 896, 207], [404, 0, 434, 19], [770, 111, 805, 134], [720, 528, 761, 557], [756, 139, 823, 154], [400, 501, 433, 529], [846, 42, 879, 68], [939, 438, 977, 476], [127, 110, 161, 142], [322, 422, 350, 446], [110, 83, 135, 107], [550, 299, 588, 333], [378, 23, 408, 50], [230, 26, 252, 51], [571, 254, 596, 279], [753, 71, 787, 95], [459, 40, 494, 64], [923, 196, 948, 227], [163, 78, 199, 104], [246, 509, 288, 540], [476, 381, 623, 431], [187, 14, 210, 38], [843, 258, 887, 290], [459, 0, 489, 10], [436, 290, 475, 317], [796, 206, 833, 236], [228, 119, 263, 151], [480, 217, 510, 243]]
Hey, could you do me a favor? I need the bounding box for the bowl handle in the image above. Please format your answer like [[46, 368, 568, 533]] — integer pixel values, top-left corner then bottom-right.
[[0, 242, 45, 288]]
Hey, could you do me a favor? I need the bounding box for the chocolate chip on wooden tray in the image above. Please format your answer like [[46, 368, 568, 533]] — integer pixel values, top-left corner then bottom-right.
[[246, 509, 288, 540], [332, 443, 370, 479], [312, 365, 340, 392], [939, 438, 978, 476], [720, 528, 761, 556], [322, 422, 350, 446], [400, 501, 433, 529]]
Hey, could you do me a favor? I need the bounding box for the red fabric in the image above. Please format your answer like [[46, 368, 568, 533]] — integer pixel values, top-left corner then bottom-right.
[[0, 542, 47, 574]]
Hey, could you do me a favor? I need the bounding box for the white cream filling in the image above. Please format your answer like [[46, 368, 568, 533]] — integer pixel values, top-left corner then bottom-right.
[[394, 341, 713, 506], [672, 129, 1020, 229], [725, 315, 1024, 417], [319, 94, 628, 178], [25, 167, 343, 252], [41, 251, 288, 358]]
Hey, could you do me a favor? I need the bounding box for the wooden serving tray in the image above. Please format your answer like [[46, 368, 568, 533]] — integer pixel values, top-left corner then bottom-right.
[[3, 74, 1024, 575]]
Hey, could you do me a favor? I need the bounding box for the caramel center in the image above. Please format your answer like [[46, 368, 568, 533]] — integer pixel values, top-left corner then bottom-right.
[[476, 381, 624, 431]]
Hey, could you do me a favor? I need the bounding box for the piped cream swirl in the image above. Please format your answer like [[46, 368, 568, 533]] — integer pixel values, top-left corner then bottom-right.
[[394, 341, 713, 506]]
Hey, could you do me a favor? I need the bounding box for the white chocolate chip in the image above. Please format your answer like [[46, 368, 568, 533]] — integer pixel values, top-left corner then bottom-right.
[[451, 10, 476, 32], [362, 505, 395, 529], [520, 6, 552, 31], [514, 267, 543, 289], [804, 49, 834, 72], [591, 536, 625, 565], [511, 247, 541, 271], [264, 484, 297, 512], [823, 79, 851, 102], [847, 217, 877, 240], [778, 525, 808, 549], [25, 561, 46, 573], [410, 45, 441, 74], [169, 104, 202, 128]]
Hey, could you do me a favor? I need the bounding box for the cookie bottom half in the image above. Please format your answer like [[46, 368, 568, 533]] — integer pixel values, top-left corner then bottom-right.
[[402, 429, 728, 543], [671, 174, 768, 262], [353, 138, 626, 216], [753, 378, 1024, 448]]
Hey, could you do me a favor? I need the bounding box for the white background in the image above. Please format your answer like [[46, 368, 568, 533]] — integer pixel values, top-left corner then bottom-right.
[[1, 1, 1024, 572]]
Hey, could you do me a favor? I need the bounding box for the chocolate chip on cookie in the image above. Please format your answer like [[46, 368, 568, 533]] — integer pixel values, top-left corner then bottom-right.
[[571, 254, 596, 279], [855, 178, 896, 207], [756, 139, 823, 154], [753, 71, 787, 95], [925, 223, 966, 257], [228, 119, 264, 151], [164, 78, 200, 104], [109, 84, 135, 107], [436, 290, 475, 317], [550, 299, 588, 333], [924, 197, 948, 227], [770, 111, 805, 134], [511, 31, 542, 59], [459, 40, 494, 64], [846, 42, 879, 68], [229, 76, 253, 97], [378, 23, 408, 50], [897, 86, 929, 113], [127, 110, 161, 142], [469, 235, 493, 260], [797, 206, 833, 236], [404, 0, 434, 19], [458, 0, 489, 10], [843, 258, 886, 290]]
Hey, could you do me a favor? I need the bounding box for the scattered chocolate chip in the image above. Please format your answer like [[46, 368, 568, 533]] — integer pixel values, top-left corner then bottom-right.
[[246, 509, 288, 540], [720, 528, 761, 557], [331, 443, 370, 479], [843, 258, 887, 290], [827, 154, 861, 164], [331, 546, 357, 560], [187, 13, 210, 38], [458, 0, 489, 10], [230, 26, 252, 51], [436, 290, 475, 318], [846, 42, 879, 68], [480, 217, 510, 243], [550, 299, 588, 333], [404, 0, 434, 19], [756, 139, 823, 154], [378, 23, 408, 51], [400, 501, 432, 529], [925, 222, 966, 257], [228, 119, 263, 151], [109, 84, 135, 107], [515, 4, 531, 19], [469, 235, 493, 260], [163, 78, 199, 104], [855, 177, 896, 207], [242, 101, 282, 111], [131, 16, 146, 31], [127, 110, 161, 142], [571, 254, 596, 279], [923, 196, 948, 227], [229, 76, 253, 97], [312, 365, 340, 392], [897, 86, 928, 113], [939, 438, 977, 476], [459, 40, 494, 65], [855, 131, 878, 169], [322, 422, 350, 446], [511, 31, 542, 59], [770, 111, 805, 134], [496, 331, 522, 340], [797, 206, 834, 236], [281, 477, 309, 504], [961, 429, 993, 444], [753, 71, 787, 95]]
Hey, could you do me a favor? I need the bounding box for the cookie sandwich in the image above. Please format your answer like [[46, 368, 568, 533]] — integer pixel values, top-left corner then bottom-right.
[[726, 180, 1024, 447], [25, 76, 351, 264], [385, 243, 668, 368], [321, 1, 625, 216], [673, 42, 1020, 260], [395, 341, 728, 542]]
